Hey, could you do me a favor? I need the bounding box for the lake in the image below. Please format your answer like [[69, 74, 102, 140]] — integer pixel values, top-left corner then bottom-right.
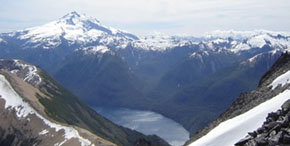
[[94, 107, 190, 146]]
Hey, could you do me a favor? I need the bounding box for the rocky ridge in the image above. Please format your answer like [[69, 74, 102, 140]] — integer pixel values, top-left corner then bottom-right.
[[0, 70, 111, 146]]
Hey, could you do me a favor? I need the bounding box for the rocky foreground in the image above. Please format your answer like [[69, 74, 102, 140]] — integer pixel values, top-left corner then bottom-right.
[[236, 99, 290, 145]]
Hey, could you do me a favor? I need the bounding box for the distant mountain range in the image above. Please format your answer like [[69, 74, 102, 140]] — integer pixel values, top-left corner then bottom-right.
[[1, 11, 290, 141]]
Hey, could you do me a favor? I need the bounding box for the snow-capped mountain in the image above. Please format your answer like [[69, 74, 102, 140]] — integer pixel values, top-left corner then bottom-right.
[[1, 11, 137, 52], [206, 30, 290, 40], [132, 33, 199, 51], [130, 29, 290, 53], [1, 11, 290, 55], [202, 30, 290, 54], [187, 53, 290, 146]]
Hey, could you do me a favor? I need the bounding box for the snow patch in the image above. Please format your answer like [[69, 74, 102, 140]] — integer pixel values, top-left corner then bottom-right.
[[247, 54, 260, 63], [39, 129, 49, 135], [0, 38, 6, 43], [133, 33, 191, 51], [270, 70, 290, 89], [247, 35, 267, 48], [190, 89, 290, 146], [11, 60, 42, 86], [0, 75, 93, 146], [212, 39, 228, 44], [77, 45, 110, 55], [232, 43, 251, 53], [190, 53, 204, 63]]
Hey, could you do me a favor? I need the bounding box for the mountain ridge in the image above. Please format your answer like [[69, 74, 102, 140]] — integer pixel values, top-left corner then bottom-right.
[[1, 12, 289, 53]]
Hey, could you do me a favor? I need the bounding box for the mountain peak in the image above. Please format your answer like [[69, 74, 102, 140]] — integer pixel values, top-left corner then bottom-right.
[[68, 11, 81, 17], [62, 11, 81, 18], [59, 11, 100, 26], [11, 12, 138, 49]]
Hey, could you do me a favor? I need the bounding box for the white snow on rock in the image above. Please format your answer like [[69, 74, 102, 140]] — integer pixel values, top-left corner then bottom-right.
[[10, 60, 42, 86], [227, 43, 250, 53], [247, 35, 267, 48], [204, 30, 290, 54], [270, 70, 290, 89], [0, 75, 93, 146], [77, 45, 110, 55], [246, 53, 264, 64], [243, 49, 290, 66], [189, 89, 290, 146], [206, 30, 290, 40], [212, 38, 228, 44], [0, 38, 6, 43], [133, 34, 181, 51], [130, 32, 198, 51], [206, 30, 259, 40], [39, 129, 49, 135]]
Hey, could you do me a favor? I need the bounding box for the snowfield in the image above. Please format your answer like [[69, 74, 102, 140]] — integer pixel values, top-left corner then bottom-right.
[[189, 89, 290, 146]]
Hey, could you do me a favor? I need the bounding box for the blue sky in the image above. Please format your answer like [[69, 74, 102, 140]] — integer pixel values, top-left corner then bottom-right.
[[0, 0, 289, 35]]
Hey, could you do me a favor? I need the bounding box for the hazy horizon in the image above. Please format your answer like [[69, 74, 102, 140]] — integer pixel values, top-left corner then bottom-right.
[[1, 0, 289, 36]]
